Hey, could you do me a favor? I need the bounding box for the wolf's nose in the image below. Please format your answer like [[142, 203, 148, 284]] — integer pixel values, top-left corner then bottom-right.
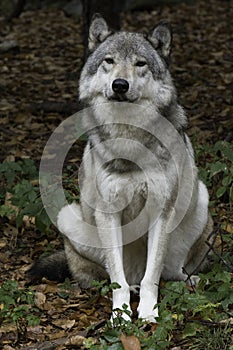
[[112, 79, 129, 94]]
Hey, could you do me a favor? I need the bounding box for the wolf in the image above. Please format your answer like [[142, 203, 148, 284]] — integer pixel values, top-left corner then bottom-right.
[[29, 14, 213, 322]]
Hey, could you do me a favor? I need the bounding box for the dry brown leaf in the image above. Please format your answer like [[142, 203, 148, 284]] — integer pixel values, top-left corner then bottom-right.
[[34, 291, 46, 310], [52, 319, 76, 330], [0, 322, 17, 334], [224, 224, 233, 234], [220, 317, 233, 325], [49, 330, 66, 340], [65, 335, 86, 346], [0, 239, 7, 249], [120, 333, 141, 350]]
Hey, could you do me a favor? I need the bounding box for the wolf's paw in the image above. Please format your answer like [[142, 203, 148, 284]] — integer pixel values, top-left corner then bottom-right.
[[186, 275, 200, 287], [137, 305, 158, 323], [111, 302, 132, 323], [111, 288, 132, 322], [137, 286, 159, 323]]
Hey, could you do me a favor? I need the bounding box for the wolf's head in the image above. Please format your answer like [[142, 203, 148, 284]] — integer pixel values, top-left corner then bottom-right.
[[79, 14, 177, 110]]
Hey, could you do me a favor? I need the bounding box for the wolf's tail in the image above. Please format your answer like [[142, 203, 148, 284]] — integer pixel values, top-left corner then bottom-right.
[[27, 251, 71, 283]]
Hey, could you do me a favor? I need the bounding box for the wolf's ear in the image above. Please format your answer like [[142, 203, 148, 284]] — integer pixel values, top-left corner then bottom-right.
[[88, 14, 112, 52], [148, 21, 172, 59]]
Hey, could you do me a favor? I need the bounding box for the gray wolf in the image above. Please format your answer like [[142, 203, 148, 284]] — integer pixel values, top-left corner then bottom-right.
[[29, 14, 213, 322]]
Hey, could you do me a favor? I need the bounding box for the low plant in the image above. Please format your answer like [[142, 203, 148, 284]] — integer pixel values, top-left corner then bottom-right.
[[0, 158, 51, 231], [91, 279, 121, 297], [0, 280, 40, 335], [86, 263, 232, 349], [195, 140, 233, 204], [0, 158, 79, 232]]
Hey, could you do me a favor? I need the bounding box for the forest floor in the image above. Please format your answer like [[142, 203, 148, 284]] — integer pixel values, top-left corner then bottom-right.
[[0, 0, 233, 349]]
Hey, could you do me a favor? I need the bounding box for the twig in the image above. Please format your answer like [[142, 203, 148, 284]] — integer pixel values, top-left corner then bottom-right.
[[189, 224, 221, 277], [205, 240, 233, 271], [186, 318, 233, 328], [182, 267, 198, 292], [0, 126, 17, 135], [153, 282, 185, 296]]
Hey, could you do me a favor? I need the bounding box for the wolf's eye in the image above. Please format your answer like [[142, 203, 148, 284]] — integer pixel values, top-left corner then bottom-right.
[[104, 58, 114, 64], [136, 61, 147, 67]]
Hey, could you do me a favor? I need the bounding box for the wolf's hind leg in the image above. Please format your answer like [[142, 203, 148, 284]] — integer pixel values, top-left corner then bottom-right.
[[27, 240, 108, 287], [64, 238, 108, 288], [29, 202, 108, 287], [184, 212, 213, 276], [163, 212, 213, 286]]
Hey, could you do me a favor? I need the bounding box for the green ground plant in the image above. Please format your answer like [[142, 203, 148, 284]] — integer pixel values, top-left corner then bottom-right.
[[0, 158, 51, 231], [195, 140, 233, 205], [0, 280, 40, 336], [0, 159, 79, 232], [85, 266, 232, 349]]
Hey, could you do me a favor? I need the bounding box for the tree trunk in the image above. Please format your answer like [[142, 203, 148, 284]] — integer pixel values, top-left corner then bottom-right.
[[6, 0, 26, 22], [81, 0, 125, 58]]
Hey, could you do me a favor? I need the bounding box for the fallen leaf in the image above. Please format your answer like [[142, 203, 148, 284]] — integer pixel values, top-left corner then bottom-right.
[[66, 335, 86, 346], [52, 318, 75, 330], [224, 223, 233, 234], [120, 333, 141, 350], [49, 330, 66, 340], [34, 291, 46, 310]]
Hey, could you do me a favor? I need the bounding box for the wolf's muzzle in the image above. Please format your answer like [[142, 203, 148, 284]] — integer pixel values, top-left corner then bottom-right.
[[112, 79, 129, 94]]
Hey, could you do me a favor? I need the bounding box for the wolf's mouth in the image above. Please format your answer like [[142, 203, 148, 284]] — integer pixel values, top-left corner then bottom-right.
[[108, 94, 138, 103], [109, 94, 129, 102]]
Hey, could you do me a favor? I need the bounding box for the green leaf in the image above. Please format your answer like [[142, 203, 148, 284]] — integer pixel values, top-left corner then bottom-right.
[[35, 209, 51, 232], [215, 270, 231, 283], [222, 175, 232, 187], [103, 330, 120, 343], [216, 186, 227, 198], [183, 322, 202, 338], [221, 147, 233, 162], [230, 184, 233, 201], [101, 286, 109, 296], [22, 202, 43, 216], [108, 344, 123, 350], [26, 314, 40, 326], [110, 282, 121, 290], [12, 179, 38, 206], [210, 162, 227, 178], [16, 212, 24, 228], [0, 204, 15, 217], [213, 141, 233, 160]]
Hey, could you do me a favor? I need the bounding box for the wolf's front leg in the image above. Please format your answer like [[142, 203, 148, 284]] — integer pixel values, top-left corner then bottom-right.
[[137, 218, 168, 322], [95, 212, 131, 321]]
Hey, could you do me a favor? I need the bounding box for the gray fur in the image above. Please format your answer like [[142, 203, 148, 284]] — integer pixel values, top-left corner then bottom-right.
[[30, 16, 213, 322]]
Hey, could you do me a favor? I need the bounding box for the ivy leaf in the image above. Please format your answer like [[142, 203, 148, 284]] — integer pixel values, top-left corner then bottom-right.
[[183, 322, 203, 338], [222, 175, 232, 187], [209, 162, 227, 178], [230, 184, 233, 201], [104, 330, 121, 343], [216, 186, 226, 198]]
